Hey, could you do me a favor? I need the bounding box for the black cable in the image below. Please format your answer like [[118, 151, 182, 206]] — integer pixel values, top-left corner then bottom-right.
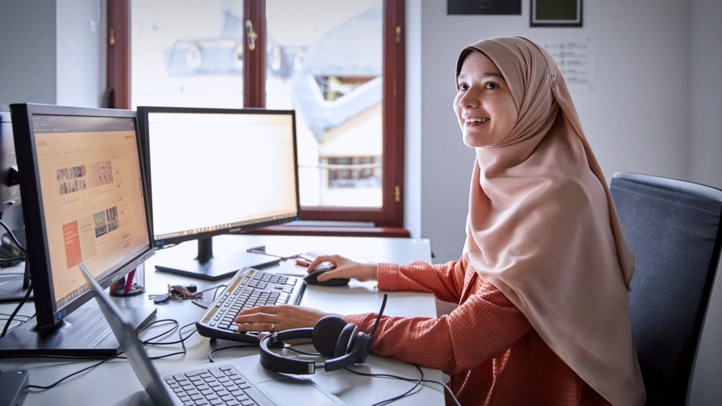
[[138, 319, 185, 344], [0, 281, 32, 338], [21, 318, 198, 392], [0, 256, 25, 262], [207, 344, 256, 363], [376, 364, 423, 406], [191, 284, 226, 309], [135, 320, 198, 360], [284, 346, 320, 357], [26, 354, 121, 390], [345, 364, 461, 406], [287, 346, 448, 404], [0, 312, 31, 320], [0, 319, 23, 330], [0, 219, 26, 254]]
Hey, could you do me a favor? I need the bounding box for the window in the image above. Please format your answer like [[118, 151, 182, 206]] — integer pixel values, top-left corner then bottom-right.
[[107, 0, 406, 235]]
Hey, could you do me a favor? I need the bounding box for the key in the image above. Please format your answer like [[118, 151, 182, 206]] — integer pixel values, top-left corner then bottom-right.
[[148, 293, 170, 304]]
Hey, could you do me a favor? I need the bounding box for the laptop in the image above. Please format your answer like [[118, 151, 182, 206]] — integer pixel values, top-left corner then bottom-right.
[[79, 263, 346, 406]]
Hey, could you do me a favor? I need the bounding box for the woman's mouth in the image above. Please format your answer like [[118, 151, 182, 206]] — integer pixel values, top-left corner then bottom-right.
[[464, 117, 489, 127]]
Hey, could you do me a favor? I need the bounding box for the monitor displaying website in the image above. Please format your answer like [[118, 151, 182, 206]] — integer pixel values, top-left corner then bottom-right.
[[146, 112, 299, 241], [33, 115, 150, 308]]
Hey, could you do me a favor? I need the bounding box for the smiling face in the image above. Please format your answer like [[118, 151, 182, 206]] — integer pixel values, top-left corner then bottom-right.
[[454, 51, 518, 147]]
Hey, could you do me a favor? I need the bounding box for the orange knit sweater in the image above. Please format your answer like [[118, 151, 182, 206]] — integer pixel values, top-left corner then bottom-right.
[[344, 258, 612, 406]]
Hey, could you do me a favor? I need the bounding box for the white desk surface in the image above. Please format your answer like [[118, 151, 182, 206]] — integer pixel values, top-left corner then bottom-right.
[[0, 234, 444, 405]]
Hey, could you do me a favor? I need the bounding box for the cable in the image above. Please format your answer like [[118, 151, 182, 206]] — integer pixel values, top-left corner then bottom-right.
[[286, 346, 454, 404], [138, 319, 188, 344], [0, 256, 25, 262], [22, 318, 199, 391], [0, 320, 23, 330], [0, 219, 26, 254], [191, 284, 226, 309], [284, 346, 320, 357], [207, 344, 256, 363], [0, 312, 32, 320], [375, 364, 423, 406], [135, 320, 198, 360], [27, 354, 121, 391], [1, 281, 32, 338], [345, 364, 461, 406]]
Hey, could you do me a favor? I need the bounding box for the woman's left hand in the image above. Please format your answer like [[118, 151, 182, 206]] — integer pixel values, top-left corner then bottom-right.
[[234, 305, 334, 334]]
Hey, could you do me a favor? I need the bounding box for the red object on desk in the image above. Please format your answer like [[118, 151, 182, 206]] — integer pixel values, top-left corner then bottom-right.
[[124, 269, 136, 292]]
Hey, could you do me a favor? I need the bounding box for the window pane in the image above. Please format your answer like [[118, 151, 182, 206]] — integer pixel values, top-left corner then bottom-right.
[[130, 0, 245, 109], [265, 1, 383, 208]]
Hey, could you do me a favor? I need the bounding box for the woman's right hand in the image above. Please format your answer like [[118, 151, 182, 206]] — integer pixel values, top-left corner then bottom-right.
[[306, 255, 378, 282]]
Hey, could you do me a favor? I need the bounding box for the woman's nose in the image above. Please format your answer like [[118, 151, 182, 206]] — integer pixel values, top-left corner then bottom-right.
[[459, 90, 479, 109]]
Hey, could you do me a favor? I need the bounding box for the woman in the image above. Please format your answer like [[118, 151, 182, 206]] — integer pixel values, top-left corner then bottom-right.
[[235, 37, 645, 405]]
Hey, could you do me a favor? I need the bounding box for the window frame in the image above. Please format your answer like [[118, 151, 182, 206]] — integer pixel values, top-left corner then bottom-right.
[[107, 0, 407, 236]]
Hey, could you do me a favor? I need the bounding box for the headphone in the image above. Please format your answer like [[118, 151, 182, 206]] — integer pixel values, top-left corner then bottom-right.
[[259, 294, 388, 375]]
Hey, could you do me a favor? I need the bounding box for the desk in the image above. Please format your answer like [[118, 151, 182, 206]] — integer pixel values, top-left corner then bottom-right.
[[0, 235, 444, 405]]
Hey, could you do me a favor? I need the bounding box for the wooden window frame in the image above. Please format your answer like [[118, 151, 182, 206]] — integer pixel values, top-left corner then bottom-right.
[[107, 0, 407, 237]]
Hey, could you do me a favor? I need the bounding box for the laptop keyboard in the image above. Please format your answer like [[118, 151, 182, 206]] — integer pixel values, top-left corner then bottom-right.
[[196, 267, 305, 343], [164, 365, 269, 406]]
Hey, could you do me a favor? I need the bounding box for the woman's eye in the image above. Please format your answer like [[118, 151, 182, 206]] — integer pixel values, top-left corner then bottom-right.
[[484, 82, 499, 89], [458, 83, 469, 91]]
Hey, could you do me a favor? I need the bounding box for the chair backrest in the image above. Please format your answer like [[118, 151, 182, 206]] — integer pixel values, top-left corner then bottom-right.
[[610, 172, 722, 406]]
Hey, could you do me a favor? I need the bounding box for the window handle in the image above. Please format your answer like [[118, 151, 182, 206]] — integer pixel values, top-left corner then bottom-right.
[[245, 20, 257, 51]]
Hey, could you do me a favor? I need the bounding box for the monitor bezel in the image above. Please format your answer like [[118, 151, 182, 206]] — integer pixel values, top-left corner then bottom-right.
[[136, 106, 301, 248], [9, 103, 155, 330]]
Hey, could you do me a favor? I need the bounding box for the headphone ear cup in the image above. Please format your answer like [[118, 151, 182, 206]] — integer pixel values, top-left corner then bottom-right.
[[334, 323, 358, 358], [312, 316, 348, 357], [352, 332, 372, 363]]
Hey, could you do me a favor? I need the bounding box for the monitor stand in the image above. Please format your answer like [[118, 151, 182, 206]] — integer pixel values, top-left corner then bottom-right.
[[153, 236, 280, 281], [0, 304, 156, 357]]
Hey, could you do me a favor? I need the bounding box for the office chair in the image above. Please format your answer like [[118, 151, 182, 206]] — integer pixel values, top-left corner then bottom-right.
[[609, 172, 722, 406]]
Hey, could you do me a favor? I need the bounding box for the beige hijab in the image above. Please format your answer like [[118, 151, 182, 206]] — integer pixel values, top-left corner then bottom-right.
[[459, 37, 645, 405]]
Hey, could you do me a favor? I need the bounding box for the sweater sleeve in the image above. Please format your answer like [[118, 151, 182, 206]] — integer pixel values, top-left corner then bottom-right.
[[344, 278, 533, 376], [376, 257, 469, 304]]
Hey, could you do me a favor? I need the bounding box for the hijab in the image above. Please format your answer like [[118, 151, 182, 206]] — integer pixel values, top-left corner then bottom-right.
[[458, 37, 645, 405]]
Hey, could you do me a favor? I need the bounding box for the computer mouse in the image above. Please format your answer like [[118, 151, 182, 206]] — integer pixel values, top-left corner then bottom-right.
[[303, 264, 350, 287]]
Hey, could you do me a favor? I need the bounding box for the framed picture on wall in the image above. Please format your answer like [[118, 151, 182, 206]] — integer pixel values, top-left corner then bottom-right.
[[447, 0, 522, 15], [530, 0, 583, 27]]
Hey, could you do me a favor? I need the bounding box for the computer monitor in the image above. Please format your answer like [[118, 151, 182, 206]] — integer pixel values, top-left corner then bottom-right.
[[0, 111, 29, 302], [136, 106, 300, 281], [0, 104, 156, 357]]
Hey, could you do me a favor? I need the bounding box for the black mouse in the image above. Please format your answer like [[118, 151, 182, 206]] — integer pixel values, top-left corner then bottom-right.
[[304, 264, 350, 286]]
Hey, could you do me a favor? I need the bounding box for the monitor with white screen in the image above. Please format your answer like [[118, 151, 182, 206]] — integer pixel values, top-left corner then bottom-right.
[[137, 107, 300, 280], [0, 104, 156, 357]]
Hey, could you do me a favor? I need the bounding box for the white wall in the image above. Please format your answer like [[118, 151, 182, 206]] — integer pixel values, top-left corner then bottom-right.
[[56, 0, 107, 107], [0, 0, 57, 107], [0, 0, 106, 109]]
